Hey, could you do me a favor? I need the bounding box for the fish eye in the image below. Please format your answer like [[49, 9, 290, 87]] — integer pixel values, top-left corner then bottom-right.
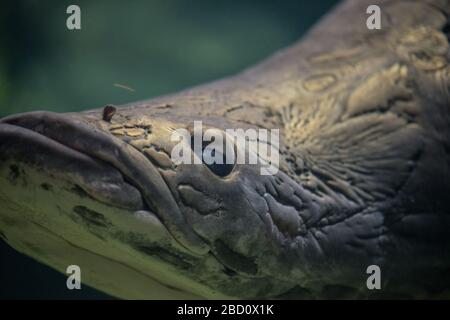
[[203, 148, 235, 177], [190, 133, 236, 177]]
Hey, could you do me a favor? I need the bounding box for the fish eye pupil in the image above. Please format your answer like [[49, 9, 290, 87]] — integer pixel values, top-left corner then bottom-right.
[[205, 161, 234, 177], [203, 147, 234, 177], [190, 131, 235, 177]]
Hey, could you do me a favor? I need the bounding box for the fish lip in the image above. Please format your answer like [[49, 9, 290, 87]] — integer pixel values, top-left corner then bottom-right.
[[0, 122, 145, 211], [0, 111, 209, 255]]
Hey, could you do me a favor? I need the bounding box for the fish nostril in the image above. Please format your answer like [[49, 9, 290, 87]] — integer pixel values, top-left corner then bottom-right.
[[102, 105, 117, 122]]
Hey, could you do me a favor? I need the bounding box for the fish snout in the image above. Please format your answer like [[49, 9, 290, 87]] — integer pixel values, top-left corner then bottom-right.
[[0, 111, 209, 255]]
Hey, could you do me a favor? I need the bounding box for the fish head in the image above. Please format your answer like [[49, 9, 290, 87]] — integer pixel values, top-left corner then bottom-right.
[[0, 108, 308, 298]]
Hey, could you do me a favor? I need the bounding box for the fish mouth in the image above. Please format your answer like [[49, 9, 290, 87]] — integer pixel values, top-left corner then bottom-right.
[[0, 111, 208, 255]]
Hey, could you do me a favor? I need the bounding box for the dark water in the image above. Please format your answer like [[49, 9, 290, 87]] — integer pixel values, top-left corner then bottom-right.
[[0, 0, 339, 299]]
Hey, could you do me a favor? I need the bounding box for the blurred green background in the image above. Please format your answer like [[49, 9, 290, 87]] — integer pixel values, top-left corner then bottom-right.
[[0, 0, 339, 299]]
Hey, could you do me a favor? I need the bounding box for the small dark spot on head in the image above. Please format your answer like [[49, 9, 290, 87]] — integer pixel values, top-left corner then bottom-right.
[[8, 164, 20, 181], [6, 165, 26, 185], [73, 206, 112, 228], [40, 183, 52, 191], [222, 266, 237, 277], [155, 104, 172, 109], [71, 185, 88, 198], [103, 104, 116, 122]]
